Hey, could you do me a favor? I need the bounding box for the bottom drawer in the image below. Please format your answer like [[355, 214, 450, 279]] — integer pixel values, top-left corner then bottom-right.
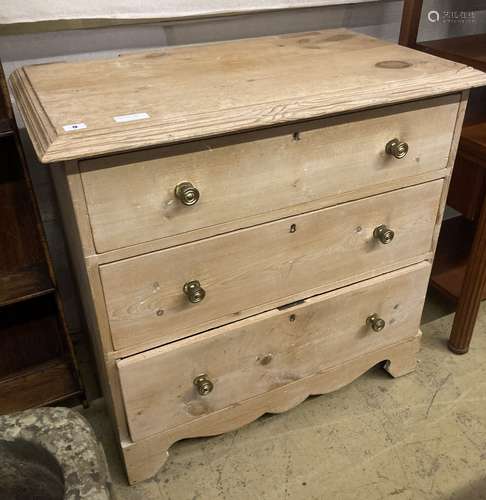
[[118, 262, 430, 442]]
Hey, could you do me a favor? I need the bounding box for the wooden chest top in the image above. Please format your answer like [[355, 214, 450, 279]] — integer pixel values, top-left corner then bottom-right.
[[10, 28, 486, 163]]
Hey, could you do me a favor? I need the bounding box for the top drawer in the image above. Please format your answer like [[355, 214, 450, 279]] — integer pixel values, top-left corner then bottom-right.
[[80, 95, 459, 253]]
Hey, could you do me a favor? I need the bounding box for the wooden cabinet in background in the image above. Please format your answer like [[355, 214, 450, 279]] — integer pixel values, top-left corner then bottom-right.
[[400, 0, 486, 353], [0, 61, 84, 413]]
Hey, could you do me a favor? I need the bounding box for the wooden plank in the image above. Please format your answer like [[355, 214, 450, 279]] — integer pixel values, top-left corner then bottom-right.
[[122, 332, 422, 484], [0, 136, 46, 273], [398, 0, 423, 47], [50, 162, 131, 441], [107, 252, 434, 360], [101, 180, 443, 351], [119, 262, 430, 442], [89, 168, 446, 264], [80, 94, 459, 253], [461, 121, 486, 162], [431, 216, 475, 301], [447, 150, 486, 221], [0, 359, 81, 415], [9, 29, 486, 163], [0, 295, 63, 379], [418, 34, 486, 74], [431, 97, 486, 304], [449, 186, 486, 353], [0, 119, 12, 135], [0, 264, 54, 306], [0, 59, 83, 411]]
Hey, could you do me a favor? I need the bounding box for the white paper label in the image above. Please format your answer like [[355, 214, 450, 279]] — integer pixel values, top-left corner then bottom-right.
[[63, 122, 87, 132], [113, 112, 150, 123]]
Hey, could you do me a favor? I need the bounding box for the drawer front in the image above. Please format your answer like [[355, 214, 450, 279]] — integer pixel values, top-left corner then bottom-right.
[[101, 180, 442, 350], [81, 95, 458, 253], [118, 262, 430, 441]]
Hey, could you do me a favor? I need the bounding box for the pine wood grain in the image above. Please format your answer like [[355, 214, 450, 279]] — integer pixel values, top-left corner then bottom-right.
[[89, 168, 447, 265], [119, 262, 430, 442], [50, 162, 131, 442], [10, 29, 479, 484], [101, 180, 442, 351], [80, 95, 459, 253], [9, 29, 486, 163], [121, 331, 422, 484]]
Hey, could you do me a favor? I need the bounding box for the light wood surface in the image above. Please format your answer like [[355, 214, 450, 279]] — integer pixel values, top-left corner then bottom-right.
[[121, 331, 422, 484], [80, 95, 459, 253], [119, 262, 430, 442], [101, 181, 442, 351], [106, 252, 434, 361], [10, 28, 480, 484], [9, 29, 486, 163], [91, 168, 448, 264], [50, 162, 131, 442]]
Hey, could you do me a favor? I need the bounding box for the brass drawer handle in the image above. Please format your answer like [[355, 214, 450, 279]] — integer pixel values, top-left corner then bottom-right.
[[373, 224, 395, 245], [367, 313, 386, 332], [386, 138, 408, 159], [193, 374, 213, 396], [183, 280, 206, 303], [175, 182, 200, 206]]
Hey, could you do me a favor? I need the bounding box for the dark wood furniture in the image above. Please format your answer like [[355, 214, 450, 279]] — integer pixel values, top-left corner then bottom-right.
[[0, 61, 84, 412], [400, 0, 486, 353]]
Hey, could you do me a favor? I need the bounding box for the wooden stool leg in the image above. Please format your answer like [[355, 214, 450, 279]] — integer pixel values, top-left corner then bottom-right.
[[448, 195, 486, 354]]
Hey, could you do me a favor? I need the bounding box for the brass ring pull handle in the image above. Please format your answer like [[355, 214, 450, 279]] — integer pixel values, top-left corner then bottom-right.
[[193, 374, 213, 396], [386, 138, 409, 159], [183, 280, 206, 303], [367, 313, 386, 333], [373, 225, 395, 245], [175, 182, 200, 206]]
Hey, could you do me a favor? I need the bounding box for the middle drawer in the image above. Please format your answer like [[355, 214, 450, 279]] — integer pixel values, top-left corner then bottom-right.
[[101, 180, 442, 351]]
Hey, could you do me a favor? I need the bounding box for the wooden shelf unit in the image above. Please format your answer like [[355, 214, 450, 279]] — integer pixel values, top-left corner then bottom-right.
[[416, 34, 486, 74], [461, 121, 486, 157], [424, 43, 486, 301], [430, 124, 486, 302], [431, 216, 486, 302], [0, 61, 84, 413], [0, 359, 81, 414], [0, 265, 54, 307], [400, 0, 486, 353]]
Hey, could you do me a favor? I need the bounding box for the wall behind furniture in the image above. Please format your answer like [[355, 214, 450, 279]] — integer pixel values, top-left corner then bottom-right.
[[0, 0, 484, 334]]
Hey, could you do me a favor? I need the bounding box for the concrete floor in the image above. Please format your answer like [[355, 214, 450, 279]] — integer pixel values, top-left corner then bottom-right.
[[78, 291, 486, 500]]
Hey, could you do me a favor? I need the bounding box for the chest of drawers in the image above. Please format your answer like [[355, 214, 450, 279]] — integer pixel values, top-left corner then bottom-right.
[[10, 29, 486, 484]]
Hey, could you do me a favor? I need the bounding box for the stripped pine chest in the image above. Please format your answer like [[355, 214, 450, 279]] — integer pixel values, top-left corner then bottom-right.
[[10, 29, 486, 483]]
